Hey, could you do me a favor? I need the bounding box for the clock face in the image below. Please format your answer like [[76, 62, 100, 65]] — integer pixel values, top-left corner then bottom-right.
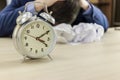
[[17, 20, 56, 58]]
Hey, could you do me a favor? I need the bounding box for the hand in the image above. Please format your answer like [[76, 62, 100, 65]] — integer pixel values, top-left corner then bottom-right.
[[36, 37, 48, 47], [25, 34, 47, 47], [26, 33, 45, 42], [79, 0, 89, 10], [34, 0, 64, 12], [36, 30, 50, 47], [34, 0, 65, 12], [37, 30, 50, 39], [35, 0, 57, 7]]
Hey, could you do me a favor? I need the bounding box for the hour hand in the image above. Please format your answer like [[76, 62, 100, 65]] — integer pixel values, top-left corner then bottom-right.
[[36, 38, 48, 47]]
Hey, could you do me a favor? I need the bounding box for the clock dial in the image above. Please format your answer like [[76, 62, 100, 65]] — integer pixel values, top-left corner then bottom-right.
[[18, 20, 56, 58]]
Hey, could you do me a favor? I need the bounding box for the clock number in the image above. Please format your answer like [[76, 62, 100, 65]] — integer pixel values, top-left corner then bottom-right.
[[35, 50, 38, 54], [30, 48, 32, 51], [36, 24, 40, 28], [24, 36, 27, 40], [41, 48, 44, 52], [47, 37, 50, 41], [31, 25, 34, 29], [43, 26, 45, 30], [26, 30, 30, 34], [25, 43, 29, 47]]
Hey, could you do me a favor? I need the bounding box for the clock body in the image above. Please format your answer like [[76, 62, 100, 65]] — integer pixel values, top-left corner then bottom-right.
[[13, 18, 56, 59]]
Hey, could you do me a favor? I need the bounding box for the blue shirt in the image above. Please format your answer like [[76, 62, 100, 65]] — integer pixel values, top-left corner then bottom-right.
[[0, 0, 109, 37]]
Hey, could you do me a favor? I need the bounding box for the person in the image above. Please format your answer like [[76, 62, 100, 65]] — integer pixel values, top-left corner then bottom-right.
[[0, 0, 109, 37], [48, 0, 80, 25]]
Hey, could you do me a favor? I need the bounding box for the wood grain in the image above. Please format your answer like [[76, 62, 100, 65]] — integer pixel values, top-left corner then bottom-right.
[[0, 28, 120, 80]]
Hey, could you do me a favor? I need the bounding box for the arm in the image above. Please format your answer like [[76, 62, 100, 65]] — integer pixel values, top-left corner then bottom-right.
[[0, 0, 59, 37], [0, 0, 25, 37], [73, 0, 109, 32]]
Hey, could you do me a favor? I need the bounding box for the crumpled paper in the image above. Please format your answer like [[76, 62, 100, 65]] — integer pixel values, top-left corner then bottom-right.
[[54, 23, 104, 44]]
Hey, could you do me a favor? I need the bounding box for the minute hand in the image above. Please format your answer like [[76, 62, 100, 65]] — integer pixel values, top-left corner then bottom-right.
[[25, 34, 45, 42], [37, 30, 50, 38]]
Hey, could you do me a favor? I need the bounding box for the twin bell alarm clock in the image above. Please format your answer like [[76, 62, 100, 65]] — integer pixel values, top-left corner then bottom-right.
[[12, 2, 56, 59]]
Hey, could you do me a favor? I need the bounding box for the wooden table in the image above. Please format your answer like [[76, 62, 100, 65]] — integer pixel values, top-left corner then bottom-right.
[[0, 28, 120, 80]]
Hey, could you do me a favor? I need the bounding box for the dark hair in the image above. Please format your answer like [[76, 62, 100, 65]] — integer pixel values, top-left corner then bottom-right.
[[48, 0, 80, 25]]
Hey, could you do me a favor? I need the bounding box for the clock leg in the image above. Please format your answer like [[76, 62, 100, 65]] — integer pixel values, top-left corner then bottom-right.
[[47, 54, 53, 60], [23, 55, 28, 61]]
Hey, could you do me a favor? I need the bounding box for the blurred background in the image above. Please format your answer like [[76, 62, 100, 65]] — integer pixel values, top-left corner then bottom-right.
[[0, 0, 119, 27]]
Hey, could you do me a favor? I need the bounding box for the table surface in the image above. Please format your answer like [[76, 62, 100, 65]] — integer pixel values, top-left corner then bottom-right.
[[0, 28, 120, 80]]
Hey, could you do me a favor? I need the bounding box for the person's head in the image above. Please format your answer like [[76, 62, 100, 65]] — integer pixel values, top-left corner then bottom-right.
[[48, 0, 80, 25]]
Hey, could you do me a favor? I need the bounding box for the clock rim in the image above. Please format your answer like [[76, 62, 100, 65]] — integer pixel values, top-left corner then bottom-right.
[[13, 20, 57, 59]]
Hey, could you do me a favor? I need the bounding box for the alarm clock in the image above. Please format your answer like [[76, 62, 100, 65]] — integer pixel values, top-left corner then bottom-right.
[[12, 8, 56, 59]]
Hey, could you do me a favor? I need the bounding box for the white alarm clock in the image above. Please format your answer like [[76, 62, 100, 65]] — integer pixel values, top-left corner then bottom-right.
[[12, 3, 56, 59]]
